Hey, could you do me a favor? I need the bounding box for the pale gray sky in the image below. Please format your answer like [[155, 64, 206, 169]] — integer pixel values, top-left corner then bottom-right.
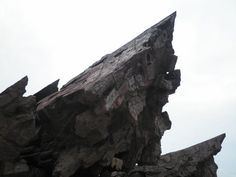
[[0, 1, 235, 176]]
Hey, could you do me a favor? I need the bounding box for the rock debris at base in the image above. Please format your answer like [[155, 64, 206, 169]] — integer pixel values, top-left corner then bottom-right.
[[0, 12, 225, 177]]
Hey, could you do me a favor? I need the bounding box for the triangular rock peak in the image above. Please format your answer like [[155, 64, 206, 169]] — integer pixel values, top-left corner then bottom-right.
[[0, 12, 225, 177]]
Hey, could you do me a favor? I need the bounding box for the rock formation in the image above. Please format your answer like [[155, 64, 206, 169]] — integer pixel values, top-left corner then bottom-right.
[[0, 76, 36, 176], [129, 133, 225, 177], [0, 12, 225, 177]]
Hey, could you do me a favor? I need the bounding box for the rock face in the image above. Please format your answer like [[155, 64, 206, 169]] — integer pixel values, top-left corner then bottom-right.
[[129, 133, 225, 177], [0, 12, 225, 177], [36, 12, 179, 177], [0, 76, 36, 176]]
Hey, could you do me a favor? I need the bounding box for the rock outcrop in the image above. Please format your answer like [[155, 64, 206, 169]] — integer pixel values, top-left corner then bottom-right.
[[36, 12, 179, 177], [0, 12, 225, 177], [0, 76, 36, 176], [129, 133, 225, 177], [34, 79, 59, 102]]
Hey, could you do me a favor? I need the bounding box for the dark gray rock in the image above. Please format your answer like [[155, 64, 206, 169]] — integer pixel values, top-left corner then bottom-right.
[[0, 12, 225, 177], [0, 76, 36, 160], [0, 76, 36, 176], [36, 12, 180, 177], [129, 133, 225, 177], [1, 160, 30, 177], [34, 79, 59, 102]]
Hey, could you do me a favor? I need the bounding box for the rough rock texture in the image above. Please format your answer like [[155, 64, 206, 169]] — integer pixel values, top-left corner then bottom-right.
[[0, 76, 36, 176], [36, 12, 180, 177], [0, 12, 225, 177], [129, 134, 226, 177]]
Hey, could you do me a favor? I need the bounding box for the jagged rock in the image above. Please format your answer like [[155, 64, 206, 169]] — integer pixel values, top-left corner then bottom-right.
[[36, 12, 180, 177], [0, 12, 225, 177], [0, 76, 36, 160], [0, 76, 36, 176], [129, 133, 225, 177], [34, 80, 59, 102]]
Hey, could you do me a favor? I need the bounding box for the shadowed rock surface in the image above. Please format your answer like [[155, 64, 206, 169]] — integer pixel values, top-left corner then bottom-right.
[[129, 133, 226, 177], [36, 12, 179, 177], [0, 76, 36, 176], [34, 79, 59, 102], [0, 12, 225, 177]]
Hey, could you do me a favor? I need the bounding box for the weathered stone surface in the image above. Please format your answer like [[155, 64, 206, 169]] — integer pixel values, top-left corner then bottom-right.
[[0, 12, 225, 177], [0, 76, 36, 177], [129, 133, 225, 177], [0, 76, 36, 161], [36, 12, 180, 177], [1, 160, 30, 177]]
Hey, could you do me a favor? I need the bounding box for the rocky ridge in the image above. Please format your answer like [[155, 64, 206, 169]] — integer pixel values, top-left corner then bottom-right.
[[0, 12, 225, 177]]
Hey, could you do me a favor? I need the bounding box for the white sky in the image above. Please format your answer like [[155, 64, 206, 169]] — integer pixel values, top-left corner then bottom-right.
[[0, 1, 235, 176]]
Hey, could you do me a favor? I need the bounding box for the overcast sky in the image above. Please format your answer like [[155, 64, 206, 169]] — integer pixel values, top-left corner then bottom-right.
[[0, 0, 235, 176]]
